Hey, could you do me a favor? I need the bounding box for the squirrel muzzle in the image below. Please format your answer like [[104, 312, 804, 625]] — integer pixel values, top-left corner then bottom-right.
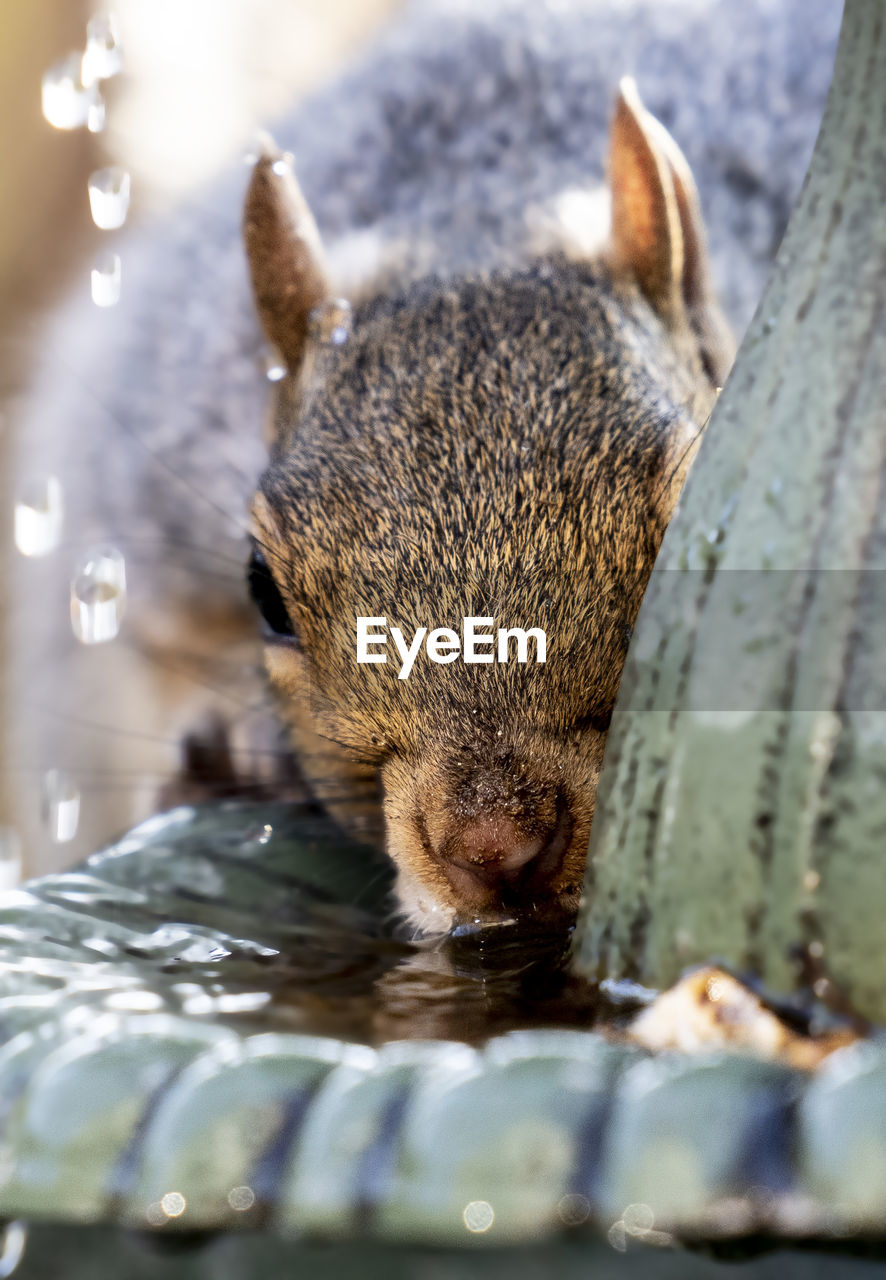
[[434, 771, 573, 907]]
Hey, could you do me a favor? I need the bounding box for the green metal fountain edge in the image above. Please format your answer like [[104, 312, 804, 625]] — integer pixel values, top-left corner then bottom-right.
[[0, 801, 884, 1247]]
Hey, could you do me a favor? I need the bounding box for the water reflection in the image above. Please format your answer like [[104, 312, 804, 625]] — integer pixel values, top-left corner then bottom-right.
[[0, 803, 655, 1048], [127, 913, 615, 1046], [370, 923, 602, 1044]]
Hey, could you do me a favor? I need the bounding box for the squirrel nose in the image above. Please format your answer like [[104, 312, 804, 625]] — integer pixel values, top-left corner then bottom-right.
[[448, 816, 548, 888]]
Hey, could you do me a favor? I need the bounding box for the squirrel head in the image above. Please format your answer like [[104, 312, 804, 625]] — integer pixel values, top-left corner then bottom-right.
[[242, 80, 732, 935]]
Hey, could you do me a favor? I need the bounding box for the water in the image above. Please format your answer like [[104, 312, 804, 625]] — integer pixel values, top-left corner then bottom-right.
[[90, 251, 122, 307], [87, 167, 132, 231], [87, 94, 106, 135], [271, 153, 295, 177], [82, 13, 124, 84], [20, 800, 615, 1045], [310, 297, 353, 347], [263, 350, 286, 382], [2, 798, 650, 1046], [13, 476, 64, 557], [0, 1223, 26, 1280], [227, 1186, 256, 1212], [42, 771, 81, 844], [70, 546, 127, 644], [41, 53, 101, 130], [126, 915, 603, 1046], [365, 922, 602, 1044]]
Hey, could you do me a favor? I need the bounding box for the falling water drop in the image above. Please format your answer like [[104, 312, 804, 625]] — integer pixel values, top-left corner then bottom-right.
[[309, 298, 353, 347], [70, 546, 126, 644], [88, 167, 131, 230], [0, 1222, 27, 1279], [87, 93, 106, 134], [82, 13, 124, 84], [42, 771, 81, 844], [0, 828, 22, 891], [270, 152, 295, 177], [263, 349, 286, 382], [227, 1186, 256, 1212], [90, 251, 122, 307], [14, 476, 64, 557], [41, 53, 101, 130], [160, 1192, 187, 1219]]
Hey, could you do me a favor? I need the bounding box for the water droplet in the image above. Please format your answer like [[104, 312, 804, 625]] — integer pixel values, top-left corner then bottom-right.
[[70, 546, 126, 644], [228, 1185, 255, 1212], [309, 297, 353, 347], [607, 1220, 627, 1252], [270, 151, 294, 177], [159, 1191, 186, 1219], [88, 167, 131, 230], [42, 52, 101, 130], [462, 1200, 494, 1233], [263, 349, 286, 382], [90, 251, 121, 307], [42, 771, 80, 843], [0, 1222, 27, 1279], [623, 1203, 655, 1234], [82, 13, 123, 84], [87, 93, 106, 134], [558, 1193, 590, 1226], [0, 828, 22, 891], [14, 476, 64, 557]]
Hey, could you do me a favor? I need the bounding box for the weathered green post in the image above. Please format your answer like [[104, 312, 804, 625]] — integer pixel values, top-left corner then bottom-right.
[[573, 0, 886, 1023]]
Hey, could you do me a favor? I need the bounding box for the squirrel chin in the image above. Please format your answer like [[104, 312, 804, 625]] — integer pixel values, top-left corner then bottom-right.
[[393, 869, 457, 939]]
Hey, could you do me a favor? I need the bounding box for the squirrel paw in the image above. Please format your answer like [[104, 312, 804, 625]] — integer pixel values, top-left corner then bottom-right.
[[158, 710, 306, 809]]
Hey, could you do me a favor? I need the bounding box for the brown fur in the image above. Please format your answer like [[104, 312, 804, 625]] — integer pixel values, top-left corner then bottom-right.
[[244, 83, 730, 934]]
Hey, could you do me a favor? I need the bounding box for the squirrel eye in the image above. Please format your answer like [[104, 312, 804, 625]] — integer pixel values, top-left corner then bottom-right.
[[247, 545, 297, 640]]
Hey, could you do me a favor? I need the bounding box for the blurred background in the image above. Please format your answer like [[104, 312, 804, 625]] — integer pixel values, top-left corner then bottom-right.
[[0, 0, 403, 879], [0, 0, 401, 361]]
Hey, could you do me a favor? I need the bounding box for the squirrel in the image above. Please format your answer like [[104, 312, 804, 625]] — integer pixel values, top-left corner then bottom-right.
[[5, 0, 841, 935]]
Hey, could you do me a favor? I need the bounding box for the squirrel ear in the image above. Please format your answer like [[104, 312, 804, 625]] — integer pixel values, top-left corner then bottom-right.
[[609, 77, 733, 384], [243, 136, 328, 375]]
